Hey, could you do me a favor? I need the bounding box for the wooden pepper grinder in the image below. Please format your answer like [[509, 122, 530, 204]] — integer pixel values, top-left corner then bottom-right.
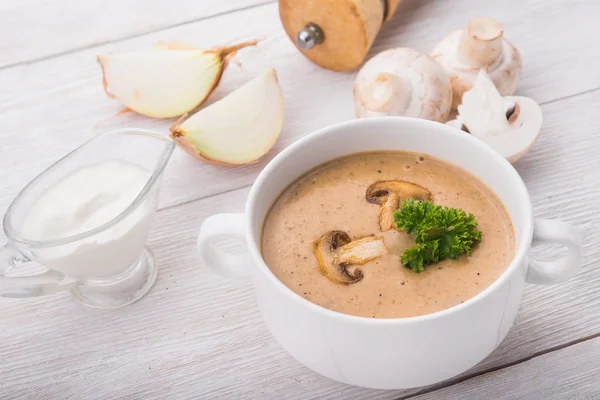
[[279, 0, 402, 71]]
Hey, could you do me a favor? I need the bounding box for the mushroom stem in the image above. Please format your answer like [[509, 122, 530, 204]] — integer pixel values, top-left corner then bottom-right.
[[360, 72, 410, 114], [457, 18, 504, 68], [335, 236, 387, 266]]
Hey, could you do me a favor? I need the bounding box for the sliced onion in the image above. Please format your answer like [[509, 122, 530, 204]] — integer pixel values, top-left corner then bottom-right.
[[97, 41, 257, 118], [170, 69, 284, 166]]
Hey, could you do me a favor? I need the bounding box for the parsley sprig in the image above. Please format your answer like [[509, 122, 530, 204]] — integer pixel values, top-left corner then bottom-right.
[[393, 200, 482, 272]]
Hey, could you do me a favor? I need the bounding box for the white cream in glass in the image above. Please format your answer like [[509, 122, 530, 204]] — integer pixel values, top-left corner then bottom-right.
[[0, 129, 174, 308]]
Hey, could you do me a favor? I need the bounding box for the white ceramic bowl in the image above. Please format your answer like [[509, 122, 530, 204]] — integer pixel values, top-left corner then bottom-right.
[[197, 117, 581, 389]]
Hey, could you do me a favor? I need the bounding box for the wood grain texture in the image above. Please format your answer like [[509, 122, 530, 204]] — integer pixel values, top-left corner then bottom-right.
[[411, 337, 600, 400], [0, 0, 271, 68], [1, 0, 600, 398], [1, 0, 600, 217]]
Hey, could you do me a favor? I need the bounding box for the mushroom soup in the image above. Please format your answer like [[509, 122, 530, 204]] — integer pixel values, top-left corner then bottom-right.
[[261, 151, 515, 318]]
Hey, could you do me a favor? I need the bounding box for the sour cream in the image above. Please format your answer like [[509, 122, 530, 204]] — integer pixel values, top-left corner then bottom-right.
[[21, 160, 156, 278]]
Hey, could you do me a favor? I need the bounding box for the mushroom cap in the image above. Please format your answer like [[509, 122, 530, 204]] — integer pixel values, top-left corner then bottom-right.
[[432, 28, 522, 109], [353, 48, 453, 122]]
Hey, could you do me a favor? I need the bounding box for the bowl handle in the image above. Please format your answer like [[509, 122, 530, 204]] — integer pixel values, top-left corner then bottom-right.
[[526, 219, 582, 285], [197, 213, 252, 280]]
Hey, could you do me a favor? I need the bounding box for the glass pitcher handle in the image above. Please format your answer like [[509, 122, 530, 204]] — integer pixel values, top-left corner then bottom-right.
[[0, 243, 77, 298]]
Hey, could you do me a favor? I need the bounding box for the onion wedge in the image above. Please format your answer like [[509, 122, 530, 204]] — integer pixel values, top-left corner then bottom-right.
[[170, 69, 284, 166], [97, 40, 257, 118]]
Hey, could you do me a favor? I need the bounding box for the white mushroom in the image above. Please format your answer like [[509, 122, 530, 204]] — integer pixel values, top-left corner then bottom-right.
[[446, 70, 542, 163], [431, 18, 522, 109], [353, 48, 453, 122]]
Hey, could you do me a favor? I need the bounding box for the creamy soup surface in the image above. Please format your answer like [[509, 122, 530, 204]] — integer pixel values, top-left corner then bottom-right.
[[261, 152, 515, 318]]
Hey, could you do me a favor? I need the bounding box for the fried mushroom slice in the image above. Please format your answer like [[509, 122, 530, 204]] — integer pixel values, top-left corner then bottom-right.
[[366, 180, 432, 231], [313, 231, 386, 285]]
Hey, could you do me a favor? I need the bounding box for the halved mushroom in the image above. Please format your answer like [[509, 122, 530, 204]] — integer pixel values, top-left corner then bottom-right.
[[446, 69, 543, 163], [366, 180, 432, 231], [313, 231, 386, 285]]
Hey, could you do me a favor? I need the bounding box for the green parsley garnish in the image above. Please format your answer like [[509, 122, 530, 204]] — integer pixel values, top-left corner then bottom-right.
[[393, 199, 482, 273]]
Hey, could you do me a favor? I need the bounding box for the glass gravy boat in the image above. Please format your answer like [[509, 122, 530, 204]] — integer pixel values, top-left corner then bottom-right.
[[1, 129, 174, 308]]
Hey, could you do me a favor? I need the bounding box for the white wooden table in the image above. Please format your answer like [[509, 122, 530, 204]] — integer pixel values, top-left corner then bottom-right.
[[1, 0, 599, 398]]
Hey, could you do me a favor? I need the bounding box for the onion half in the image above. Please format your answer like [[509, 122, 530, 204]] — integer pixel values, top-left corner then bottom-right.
[[170, 69, 284, 166], [97, 41, 257, 118]]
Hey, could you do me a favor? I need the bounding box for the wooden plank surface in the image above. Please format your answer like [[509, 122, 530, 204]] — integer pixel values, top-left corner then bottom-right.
[[411, 337, 600, 400], [1, 0, 599, 398], [0, 0, 271, 68]]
